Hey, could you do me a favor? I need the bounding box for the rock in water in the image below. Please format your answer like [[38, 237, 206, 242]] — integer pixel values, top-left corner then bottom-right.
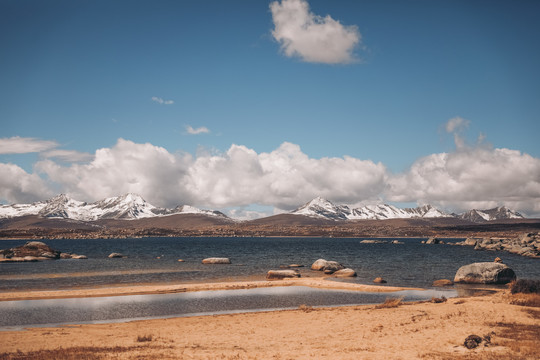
[[0, 241, 61, 260], [202, 257, 231, 264], [454, 262, 516, 284], [333, 268, 357, 278], [108, 253, 124, 258], [266, 270, 301, 280], [373, 277, 387, 284], [311, 259, 328, 270]]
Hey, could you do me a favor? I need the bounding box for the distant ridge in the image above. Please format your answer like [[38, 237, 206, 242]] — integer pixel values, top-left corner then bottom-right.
[[290, 197, 524, 223], [0, 194, 228, 221]]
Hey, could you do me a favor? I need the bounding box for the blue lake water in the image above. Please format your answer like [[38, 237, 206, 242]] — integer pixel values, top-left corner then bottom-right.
[[1, 237, 538, 290]]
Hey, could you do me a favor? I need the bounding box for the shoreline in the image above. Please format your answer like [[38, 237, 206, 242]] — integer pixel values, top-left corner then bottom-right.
[[0, 277, 420, 302], [0, 286, 537, 359]]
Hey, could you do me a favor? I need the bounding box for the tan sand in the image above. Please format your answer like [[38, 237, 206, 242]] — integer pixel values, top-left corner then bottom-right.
[[0, 282, 538, 359], [0, 277, 416, 301]]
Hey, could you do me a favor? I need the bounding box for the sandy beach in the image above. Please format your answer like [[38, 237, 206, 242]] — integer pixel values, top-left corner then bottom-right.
[[0, 278, 538, 359]]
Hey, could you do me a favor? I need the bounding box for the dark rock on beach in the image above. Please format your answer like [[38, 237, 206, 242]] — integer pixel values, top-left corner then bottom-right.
[[454, 262, 516, 284]]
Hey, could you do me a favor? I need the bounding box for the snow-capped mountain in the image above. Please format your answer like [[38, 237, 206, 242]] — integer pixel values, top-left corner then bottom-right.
[[458, 206, 524, 222], [291, 197, 452, 221], [0, 194, 228, 221], [291, 197, 523, 222]]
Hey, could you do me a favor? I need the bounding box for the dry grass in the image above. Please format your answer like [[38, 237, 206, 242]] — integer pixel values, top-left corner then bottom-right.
[[298, 304, 314, 312], [508, 293, 540, 307], [431, 296, 447, 303], [0, 345, 155, 360], [136, 334, 153, 342], [509, 279, 540, 294], [375, 297, 403, 309]]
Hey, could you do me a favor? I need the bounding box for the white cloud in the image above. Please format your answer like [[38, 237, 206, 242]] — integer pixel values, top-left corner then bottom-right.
[[185, 125, 210, 135], [41, 149, 94, 162], [0, 136, 58, 154], [270, 0, 361, 64], [444, 116, 470, 149], [3, 128, 540, 217], [0, 163, 54, 204], [387, 147, 540, 216], [151, 96, 174, 105]]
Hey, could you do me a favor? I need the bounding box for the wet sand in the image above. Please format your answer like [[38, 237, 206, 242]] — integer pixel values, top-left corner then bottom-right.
[[0, 279, 538, 359]]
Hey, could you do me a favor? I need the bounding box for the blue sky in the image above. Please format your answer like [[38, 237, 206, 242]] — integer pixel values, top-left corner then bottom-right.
[[1, 0, 539, 218]]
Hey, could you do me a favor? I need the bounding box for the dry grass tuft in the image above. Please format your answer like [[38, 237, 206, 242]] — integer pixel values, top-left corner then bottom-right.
[[298, 304, 314, 312], [136, 334, 154, 342], [508, 293, 540, 307], [509, 279, 540, 294], [375, 297, 403, 309], [431, 296, 447, 303]]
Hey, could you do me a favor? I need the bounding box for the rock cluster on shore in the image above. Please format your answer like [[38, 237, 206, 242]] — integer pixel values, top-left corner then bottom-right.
[[454, 232, 540, 258], [0, 241, 87, 262], [310, 259, 356, 277]]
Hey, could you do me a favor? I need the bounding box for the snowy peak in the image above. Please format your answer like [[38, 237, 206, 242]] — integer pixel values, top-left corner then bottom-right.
[[458, 206, 524, 222], [91, 193, 157, 219], [0, 194, 229, 221], [293, 197, 351, 220], [292, 198, 452, 221]]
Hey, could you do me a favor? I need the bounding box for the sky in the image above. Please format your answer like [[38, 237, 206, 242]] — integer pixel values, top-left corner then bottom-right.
[[1, 0, 539, 219]]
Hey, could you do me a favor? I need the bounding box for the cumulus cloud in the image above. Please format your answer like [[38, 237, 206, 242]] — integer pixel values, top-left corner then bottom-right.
[[0, 136, 58, 154], [3, 129, 539, 217], [270, 0, 360, 64], [387, 147, 540, 216], [185, 125, 210, 135], [0, 163, 54, 204], [151, 96, 174, 105]]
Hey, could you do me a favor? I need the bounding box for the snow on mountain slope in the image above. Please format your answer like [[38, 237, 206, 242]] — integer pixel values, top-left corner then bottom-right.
[[0, 194, 228, 221], [292, 198, 452, 221], [458, 206, 524, 222]]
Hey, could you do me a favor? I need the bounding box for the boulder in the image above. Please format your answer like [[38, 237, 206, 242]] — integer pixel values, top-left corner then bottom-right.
[[71, 254, 88, 259], [333, 268, 357, 278], [311, 259, 328, 270], [373, 277, 387, 284], [432, 279, 454, 287], [266, 270, 301, 280], [425, 237, 440, 245], [177, 259, 185, 262], [454, 262, 516, 284], [360, 240, 387, 244], [391, 240, 404, 244], [202, 257, 231, 264], [108, 252, 125, 258], [494, 257, 502, 263]]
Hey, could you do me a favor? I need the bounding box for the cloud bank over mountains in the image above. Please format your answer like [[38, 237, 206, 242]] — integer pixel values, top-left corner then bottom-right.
[[1, 118, 539, 217]]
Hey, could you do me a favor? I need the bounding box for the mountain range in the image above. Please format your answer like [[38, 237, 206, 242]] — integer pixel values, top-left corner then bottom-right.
[[290, 197, 524, 222], [0, 193, 226, 221], [0, 194, 525, 223]]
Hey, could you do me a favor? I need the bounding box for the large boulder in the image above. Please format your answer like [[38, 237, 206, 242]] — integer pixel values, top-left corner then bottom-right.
[[311, 259, 328, 270], [454, 262, 516, 284], [202, 257, 231, 264], [333, 268, 357, 278], [266, 270, 301, 280], [310, 259, 344, 274]]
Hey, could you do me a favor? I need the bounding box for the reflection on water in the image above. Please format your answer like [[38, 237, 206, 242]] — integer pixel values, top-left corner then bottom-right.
[[0, 286, 457, 330]]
